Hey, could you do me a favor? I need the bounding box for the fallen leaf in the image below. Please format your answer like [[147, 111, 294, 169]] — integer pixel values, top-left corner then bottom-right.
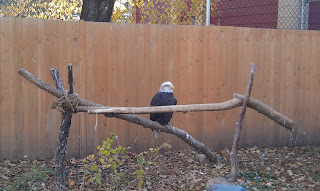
[[187, 158, 194, 163], [69, 180, 75, 187], [287, 170, 293, 176]]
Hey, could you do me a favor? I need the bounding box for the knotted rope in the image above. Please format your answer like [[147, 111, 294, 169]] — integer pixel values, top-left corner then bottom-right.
[[54, 90, 79, 113]]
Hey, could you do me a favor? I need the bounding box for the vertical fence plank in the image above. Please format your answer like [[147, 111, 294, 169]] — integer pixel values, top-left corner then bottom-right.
[[162, 25, 175, 82], [10, 18, 20, 159], [92, 22, 110, 153], [0, 18, 15, 158], [22, 18, 38, 158], [85, 21, 98, 155], [202, 26, 215, 148], [14, 18, 25, 158], [65, 21, 81, 158], [174, 26, 192, 137], [79, 20, 88, 157], [136, 24, 153, 151], [280, 30, 298, 146], [125, 23, 139, 148], [42, 20, 61, 158], [148, 24, 164, 147], [173, 25, 187, 149], [191, 25, 204, 141], [36, 19, 47, 158], [108, 23, 126, 147]]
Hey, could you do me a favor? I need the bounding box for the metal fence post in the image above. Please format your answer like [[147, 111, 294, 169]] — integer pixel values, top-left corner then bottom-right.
[[300, 0, 307, 30], [206, 0, 211, 26]]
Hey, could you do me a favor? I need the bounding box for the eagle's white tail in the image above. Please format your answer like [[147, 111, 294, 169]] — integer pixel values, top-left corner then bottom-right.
[[152, 130, 160, 140]]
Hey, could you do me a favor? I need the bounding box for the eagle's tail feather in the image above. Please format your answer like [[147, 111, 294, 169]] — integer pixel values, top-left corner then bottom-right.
[[152, 130, 160, 140]]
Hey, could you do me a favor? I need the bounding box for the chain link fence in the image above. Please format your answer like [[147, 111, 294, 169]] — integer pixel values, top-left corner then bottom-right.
[[111, 0, 217, 25], [0, 0, 82, 20], [1, 0, 319, 30]]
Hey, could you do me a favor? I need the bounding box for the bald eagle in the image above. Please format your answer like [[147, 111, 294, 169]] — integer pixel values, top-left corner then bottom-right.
[[150, 81, 177, 139]]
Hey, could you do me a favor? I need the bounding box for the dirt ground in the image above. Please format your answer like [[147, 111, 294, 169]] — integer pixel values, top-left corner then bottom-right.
[[0, 146, 319, 191]]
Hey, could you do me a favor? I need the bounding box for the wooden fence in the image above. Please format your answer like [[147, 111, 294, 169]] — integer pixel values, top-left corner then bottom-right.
[[1, 17, 319, 160]]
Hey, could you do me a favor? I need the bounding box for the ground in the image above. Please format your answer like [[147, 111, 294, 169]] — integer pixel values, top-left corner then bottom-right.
[[0, 146, 319, 190]]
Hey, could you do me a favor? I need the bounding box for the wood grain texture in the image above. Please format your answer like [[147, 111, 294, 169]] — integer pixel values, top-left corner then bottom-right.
[[1, 18, 320, 159]]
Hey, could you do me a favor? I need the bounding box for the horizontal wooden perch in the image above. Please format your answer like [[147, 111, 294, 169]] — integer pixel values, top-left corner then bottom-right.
[[87, 98, 243, 114], [87, 96, 293, 131]]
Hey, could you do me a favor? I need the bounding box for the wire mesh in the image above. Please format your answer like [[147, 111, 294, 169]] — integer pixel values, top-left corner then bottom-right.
[[0, 0, 319, 30], [0, 0, 82, 20], [111, 0, 218, 26]]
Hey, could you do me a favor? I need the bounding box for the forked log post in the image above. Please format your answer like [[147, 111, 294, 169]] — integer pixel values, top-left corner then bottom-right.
[[230, 64, 256, 182], [50, 65, 74, 191], [18, 68, 222, 162]]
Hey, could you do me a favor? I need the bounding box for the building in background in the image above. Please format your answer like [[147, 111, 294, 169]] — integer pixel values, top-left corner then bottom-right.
[[211, 0, 320, 30], [308, 1, 320, 30]]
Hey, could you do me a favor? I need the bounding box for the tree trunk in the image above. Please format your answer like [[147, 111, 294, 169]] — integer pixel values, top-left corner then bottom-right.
[[80, 0, 115, 22]]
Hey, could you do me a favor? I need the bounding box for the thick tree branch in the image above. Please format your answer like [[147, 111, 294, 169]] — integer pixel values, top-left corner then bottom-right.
[[88, 98, 243, 114], [18, 68, 103, 107], [18, 68, 222, 162], [110, 113, 222, 161], [233, 94, 293, 131], [230, 64, 256, 182], [20, 68, 63, 98], [85, 97, 293, 131]]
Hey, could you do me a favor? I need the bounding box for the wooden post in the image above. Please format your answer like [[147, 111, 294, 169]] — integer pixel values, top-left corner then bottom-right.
[[50, 64, 74, 191], [230, 64, 256, 182]]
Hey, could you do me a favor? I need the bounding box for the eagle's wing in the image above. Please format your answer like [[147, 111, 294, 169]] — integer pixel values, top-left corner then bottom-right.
[[150, 92, 162, 121]]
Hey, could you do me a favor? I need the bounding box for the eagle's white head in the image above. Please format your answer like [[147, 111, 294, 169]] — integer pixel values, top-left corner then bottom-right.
[[159, 81, 175, 93]]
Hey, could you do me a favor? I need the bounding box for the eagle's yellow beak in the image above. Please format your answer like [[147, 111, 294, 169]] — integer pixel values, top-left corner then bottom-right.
[[171, 85, 175, 89]]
